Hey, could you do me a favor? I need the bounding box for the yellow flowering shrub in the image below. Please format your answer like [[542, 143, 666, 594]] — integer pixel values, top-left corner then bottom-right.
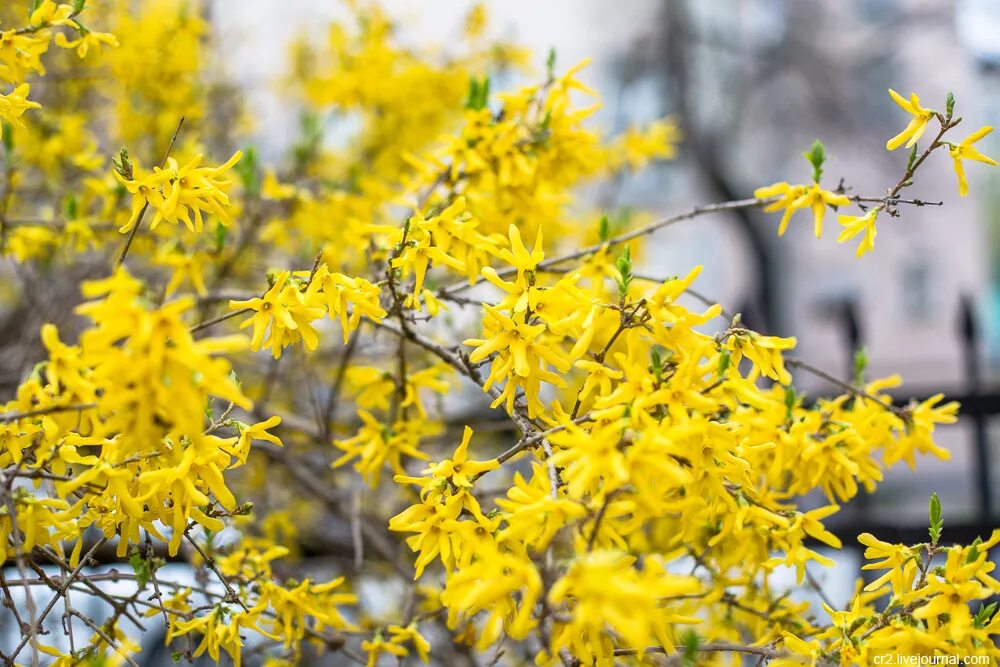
[[0, 1, 996, 666]]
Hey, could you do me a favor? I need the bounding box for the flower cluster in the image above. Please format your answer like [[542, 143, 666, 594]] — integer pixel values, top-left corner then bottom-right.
[[0, 271, 287, 560], [0, 1, 993, 666], [169, 534, 356, 666], [0, 2, 117, 137], [229, 264, 386, 357], [779, 506, 1000, 664], [757, 90, 996, 256], [114, 151, 244, 233]]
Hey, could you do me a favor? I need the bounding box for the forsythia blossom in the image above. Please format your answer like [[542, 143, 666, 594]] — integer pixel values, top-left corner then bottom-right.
[[0, 83, 40, 138], [229, 265, 386, 357], [754, 181, 851, 238], [838, 207, 881, 257], [949, 126, 997, 196], [0, 3, 994, 666], [886, 88, 936, 151], [114, 151, 243, 233]]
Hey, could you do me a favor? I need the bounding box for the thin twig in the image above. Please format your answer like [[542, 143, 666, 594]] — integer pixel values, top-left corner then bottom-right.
[[804, 567, 836, 611], [494, 412, 593, 466], [6, 538, 109, 665], [115, 116, 186, 270], [0, 402, 96, 423], [183, 532, 248, 611], [371, 317, 538, 438], [438, 197, 774, 297], [612, 641, 784, 659], [786, 357, 902, 415], [1, 473, 40, 667], [586, 492, 617, 552], [189, 307, 250, 334], [68, 610, 141, 667]]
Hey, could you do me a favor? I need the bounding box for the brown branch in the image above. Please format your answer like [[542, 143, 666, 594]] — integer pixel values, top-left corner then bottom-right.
[[189, 307, 250, 334], [370, 317, 538, 438], [68, 609, 140, 667], [612, 641, 784, 659], [256, 443, 411, 578], [586, 491, 618, 552], [438, 197, 774, 297], [786, 357, 902, 415], [494, 412, 593, 466], [0, 402, 96, 423], [5, 539, 108, 665]]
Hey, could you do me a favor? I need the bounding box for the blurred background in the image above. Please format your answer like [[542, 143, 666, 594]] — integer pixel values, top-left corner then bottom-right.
[[2, 0, 998, 662], [219, 0, 1000, 536]]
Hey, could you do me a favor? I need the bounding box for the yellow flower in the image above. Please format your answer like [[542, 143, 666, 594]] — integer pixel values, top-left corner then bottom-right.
[[38, 324, 88, 398], [0, 31, 48, 86], [389, 491, 464, 579], [949, 125, 998, 196], [463, 2, 488, 39], [548, 552, 700, 663], [333, 411, 434, 487], [0, 4, 990, 664], [54, 30, 119, 58], [790, 183, 852, 238], [387, 623, 432, 663], [754, 181, 807, 235], [170, 605, 272, 667], [778, 631, 823, 664], [426, 427, 498, 488], [948, 529, 1000, 591], [391, 228, 467, 298], [0, 83, 41, 139], [498, 224, 544, 278], [0, 493, 73, 566], [361, 634, 407, 667], [573, 359, 622, 403], [549, 420, 631, 498], [231, 271, 298, 352], [112, 168, 171, 233], [230, 271, 326, 358], [464, 304, 571, 417], [755, 181, 849, 237], [496, 464, 588, 550], [155, 151, 243, 231], [311, 265, 387, 343], [232, 416, 283, 465], [857, 532, 919, 594], [29, 1, 77, 28], [440, 546, 543, 648], [725, 330, 797, 384], [609, 117, 681, 170], [798, 505, 843, 550], [886, 393, 957, 468], [837, 207, 880, 257], [155, 248, 210, 296], [345, 366, 396, 412], [886, 88, 936, 150], [113, 151, 242, 233], [911, 576, 984, 643]]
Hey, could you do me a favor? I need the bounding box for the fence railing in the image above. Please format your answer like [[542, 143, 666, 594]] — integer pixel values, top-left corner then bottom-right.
[[820, 294, 997, 546]]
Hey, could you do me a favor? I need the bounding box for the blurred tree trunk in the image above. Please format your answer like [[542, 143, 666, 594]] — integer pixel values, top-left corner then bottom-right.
[[661, 0, 778, 331]]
